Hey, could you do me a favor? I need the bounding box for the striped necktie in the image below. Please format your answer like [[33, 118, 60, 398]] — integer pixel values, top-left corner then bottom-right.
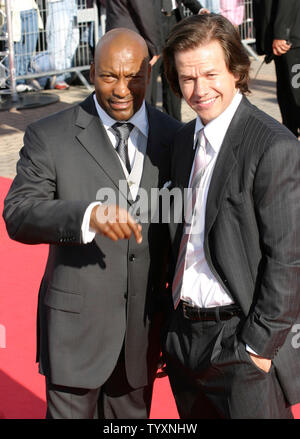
[[172, 129, 208, 309], [112, 122, 134, 173]]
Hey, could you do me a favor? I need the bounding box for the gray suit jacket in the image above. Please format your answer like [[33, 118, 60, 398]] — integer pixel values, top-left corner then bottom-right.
[[3, 94, 182, 389], [168, 97, 300, 405]]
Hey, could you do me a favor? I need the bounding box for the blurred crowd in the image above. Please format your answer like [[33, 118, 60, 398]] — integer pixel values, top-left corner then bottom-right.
[[0, 1, 245, 96]]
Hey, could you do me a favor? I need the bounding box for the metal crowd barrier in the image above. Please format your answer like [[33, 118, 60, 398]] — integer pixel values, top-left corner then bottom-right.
[[0, 0, 102, 107], [0, 1, 258, 109], [239, 0, 258, 59]]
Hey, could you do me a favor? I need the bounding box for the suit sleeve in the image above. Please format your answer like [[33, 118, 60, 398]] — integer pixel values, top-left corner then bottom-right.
[[241, 136, 300, 358], [3, 124, 90, 245], [273, 0, 297, 40], [105, 0, 162, 57]]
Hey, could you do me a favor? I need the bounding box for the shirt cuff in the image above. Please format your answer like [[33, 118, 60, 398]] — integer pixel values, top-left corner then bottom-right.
[[81, 201, 101, 244], [246, 344, 260, 356]]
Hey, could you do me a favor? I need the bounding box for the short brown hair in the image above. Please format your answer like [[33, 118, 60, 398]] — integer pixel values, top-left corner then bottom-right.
[[163, 13, 251, 97]]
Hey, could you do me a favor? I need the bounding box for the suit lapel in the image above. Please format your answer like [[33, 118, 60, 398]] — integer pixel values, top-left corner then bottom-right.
[[205, 97, 250, 237], [75, 94, 130, 203], [170, 120, 196, 249], [204, 133, 238, 236], [178, 120, 197, 190]]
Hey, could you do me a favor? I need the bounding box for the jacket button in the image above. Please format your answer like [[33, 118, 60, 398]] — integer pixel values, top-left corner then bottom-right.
[[129, 254, 135, 262]]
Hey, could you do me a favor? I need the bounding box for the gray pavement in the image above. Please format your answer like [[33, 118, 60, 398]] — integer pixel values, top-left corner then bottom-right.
[[0, 56, 281, 179]]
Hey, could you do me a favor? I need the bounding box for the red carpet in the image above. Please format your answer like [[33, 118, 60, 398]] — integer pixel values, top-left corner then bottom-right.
[[0, 176, 299, 419]]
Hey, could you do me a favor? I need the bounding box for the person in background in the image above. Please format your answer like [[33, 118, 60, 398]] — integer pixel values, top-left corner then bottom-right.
[[198, 0, 220, 14], [161, 13, 300, 419], [151, 0, 208, 121], [219, 0, 244, 27], [85, 0, 106, 57], [45, 0, 79, 89], [9, 0, 43, 92], [253, 0, 300, 138]]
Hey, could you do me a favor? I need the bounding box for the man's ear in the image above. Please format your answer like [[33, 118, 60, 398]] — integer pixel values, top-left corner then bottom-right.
[[90, 62, 95, 84]]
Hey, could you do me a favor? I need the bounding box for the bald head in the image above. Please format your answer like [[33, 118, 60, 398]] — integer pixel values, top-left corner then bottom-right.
[[90, 28, 151, 121], [94, 28, 150, 64]]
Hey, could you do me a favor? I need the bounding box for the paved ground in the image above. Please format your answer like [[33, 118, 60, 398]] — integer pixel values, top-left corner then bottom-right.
[[0, 56, 281, 179]]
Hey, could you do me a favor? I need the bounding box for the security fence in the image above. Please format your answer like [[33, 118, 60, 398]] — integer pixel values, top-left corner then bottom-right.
[[0, 0, 103, 98], [239, 0, 257, 59]]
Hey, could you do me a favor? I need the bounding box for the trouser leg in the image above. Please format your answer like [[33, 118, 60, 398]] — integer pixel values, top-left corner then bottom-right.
[[146, 59, 160, 107], [161, 67, 182, 121], [274, 49, 300, 137], [98, 348, 153, 419], [46, 380, 100, 419], [163, 308, 293, 419], [46, 347, 153, 419], [160, 13, 182, 121]]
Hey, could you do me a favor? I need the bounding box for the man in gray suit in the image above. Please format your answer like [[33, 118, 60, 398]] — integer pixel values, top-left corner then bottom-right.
[[3, 28, 181, 419], [161, 14, 300, 418]]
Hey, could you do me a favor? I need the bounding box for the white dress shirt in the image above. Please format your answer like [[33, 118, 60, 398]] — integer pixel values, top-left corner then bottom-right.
[[180, 91, 243, 308], [81, 95, 149, 244], [181, 91, 259, 356]]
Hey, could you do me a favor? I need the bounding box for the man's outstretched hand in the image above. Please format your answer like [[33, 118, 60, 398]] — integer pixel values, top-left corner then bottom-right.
[[90, 204, 142, 243]]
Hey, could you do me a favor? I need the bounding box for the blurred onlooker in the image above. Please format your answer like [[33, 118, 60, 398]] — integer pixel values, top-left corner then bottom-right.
[[198, 0, 220, 13], [219, 0, 244, 27], [105, 0, 161, 69], [253, 0, 300, 138], [85, 0, 106, 56], [9, 0, 43, 91], [46, 0, 79, 89], [152, 1, 206, 121]]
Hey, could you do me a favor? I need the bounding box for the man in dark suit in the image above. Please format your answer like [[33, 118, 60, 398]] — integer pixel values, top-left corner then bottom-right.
[[253, 0, 300, 138], [161, 14, 300, 418], [3, 28, 181, 419], [105, 0, 162, 68]]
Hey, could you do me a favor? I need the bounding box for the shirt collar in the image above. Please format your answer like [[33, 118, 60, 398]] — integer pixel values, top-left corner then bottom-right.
[[93, 94, 148, 137], [194, 91, 243, 152]]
